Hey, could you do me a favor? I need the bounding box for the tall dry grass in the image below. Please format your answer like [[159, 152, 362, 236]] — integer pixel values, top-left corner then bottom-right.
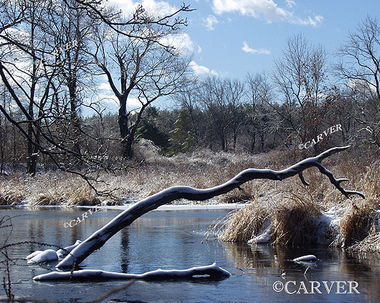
[[0, 142, 379, 252], [217, 147, 380, 250]]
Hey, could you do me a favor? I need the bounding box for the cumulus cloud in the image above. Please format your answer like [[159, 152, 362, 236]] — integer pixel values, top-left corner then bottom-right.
[[242, 41, 271, 55], [190, 61, 218, 76], [212, 0, 323, 27], [203, 15, 219, 31], [160, 33, 195, 54]]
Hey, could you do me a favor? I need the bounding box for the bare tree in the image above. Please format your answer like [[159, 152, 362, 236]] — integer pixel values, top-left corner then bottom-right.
[[197, 77, 245, 151], [0, 0, 193, 176], [273, 34, 327, 145], [0, 0, 59, 175], [245, 73, 276, 152], [90, 6, 192, 158], [337, 16, 380, 146], [40, 0, 99, 164]]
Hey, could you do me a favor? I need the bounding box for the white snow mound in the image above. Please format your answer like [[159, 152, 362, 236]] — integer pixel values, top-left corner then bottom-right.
[[26, 250, 43, 260], [293, 254, 318, 262], [56, 240, 81, 258], [248, 219, 272, 244], [27, 249, 58, 264]]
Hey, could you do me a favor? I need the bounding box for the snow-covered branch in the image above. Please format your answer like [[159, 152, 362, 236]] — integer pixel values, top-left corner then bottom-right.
[[34, 263, 230, 281], [56, 145, 364, 268]]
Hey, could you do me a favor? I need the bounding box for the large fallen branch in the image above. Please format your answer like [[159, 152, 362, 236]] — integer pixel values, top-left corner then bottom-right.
[[57, 146, 364, 268], [34, 263, 230, 281]]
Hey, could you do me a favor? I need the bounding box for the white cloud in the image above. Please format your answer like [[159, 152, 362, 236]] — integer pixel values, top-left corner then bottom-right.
[[189, 61, 218, 76], [108, 1, 198, 55], [139, 0, 177, 17], [90, 93, 143, 113], [286, 0, 296, 8], [97, 82, 111, 91], [242, 41, 271, 55], [212, 0, 323, 27], [203, 15, 219, 31], [108, 0, 177, 18], [304, 15, 324, 26], [160, 33, 195, 54]]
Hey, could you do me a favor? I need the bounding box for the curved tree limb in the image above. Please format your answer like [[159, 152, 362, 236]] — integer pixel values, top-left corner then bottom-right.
[[57, 146, 364, 268]]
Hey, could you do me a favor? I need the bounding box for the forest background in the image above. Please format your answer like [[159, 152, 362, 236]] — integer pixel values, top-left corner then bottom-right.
[[0, 0, 379, 207]]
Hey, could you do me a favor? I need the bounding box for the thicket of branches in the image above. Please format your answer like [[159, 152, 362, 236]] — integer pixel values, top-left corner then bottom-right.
[[0, 0, 379, 177]]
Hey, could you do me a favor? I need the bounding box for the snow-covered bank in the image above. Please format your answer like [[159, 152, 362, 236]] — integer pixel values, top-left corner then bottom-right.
[[5, 202, 246, 212], [246, 206, 344, 245], [105, 203, 246, 211], [220, 194, 379, 251]]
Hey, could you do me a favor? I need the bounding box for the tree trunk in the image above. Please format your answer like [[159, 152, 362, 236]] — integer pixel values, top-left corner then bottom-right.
[[118, 96, 130, 158], [27, 115, 36, 176], [69, 78, 82, 160], [250, 132, 256, 153], [260, 132, 265, 151]]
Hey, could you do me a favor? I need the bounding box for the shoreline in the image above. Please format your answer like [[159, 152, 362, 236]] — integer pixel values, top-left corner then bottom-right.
[[1, 202, 246, 212]]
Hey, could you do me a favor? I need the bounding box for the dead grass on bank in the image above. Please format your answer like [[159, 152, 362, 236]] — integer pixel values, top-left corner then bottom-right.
[[218, 199, 271, 242], [0, 144, 378, 252], [338, 199, 378, 247], [0, 145, 287, 207], [218, 190, 323, 246], [217, 154, 380, 249], [0, 172, 103, 206], [350, 233, 380, 253]]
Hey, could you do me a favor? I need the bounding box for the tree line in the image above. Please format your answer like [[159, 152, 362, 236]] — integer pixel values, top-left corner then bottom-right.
[[0, 0, 379, 177]]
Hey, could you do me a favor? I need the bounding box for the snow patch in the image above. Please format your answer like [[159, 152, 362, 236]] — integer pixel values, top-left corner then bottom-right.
[[248, 219, 272, 244], [314, 206, 345, 245], [56, 240, 82, 258], [26, 250, 43, 260], [293, 254, 318, 262], [27, 249, 58, 264]]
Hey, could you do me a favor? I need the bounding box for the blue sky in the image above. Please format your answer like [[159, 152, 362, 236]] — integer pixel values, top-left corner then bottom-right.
[[182, 0, 380, 79], [101, 0, 379, 111]]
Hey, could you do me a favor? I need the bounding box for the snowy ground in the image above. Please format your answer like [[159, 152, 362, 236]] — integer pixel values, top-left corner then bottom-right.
[[11, 202, 247, 211]]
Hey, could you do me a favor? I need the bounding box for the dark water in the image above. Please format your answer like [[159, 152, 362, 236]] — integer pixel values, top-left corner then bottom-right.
[[1, 208, 379, 303]]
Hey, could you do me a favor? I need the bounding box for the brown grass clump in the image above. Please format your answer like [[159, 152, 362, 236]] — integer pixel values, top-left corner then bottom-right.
[[338, 199, 378, 247], [350, 232, 380, 253], [219, 191, 323, 247], [219, 199, 271, 242], [0, 188, 25, 205], [34, 193, 65, 206], [66, 186, 101, 206], [0, 174, 26, 205], [272, 195, 321, 247]]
